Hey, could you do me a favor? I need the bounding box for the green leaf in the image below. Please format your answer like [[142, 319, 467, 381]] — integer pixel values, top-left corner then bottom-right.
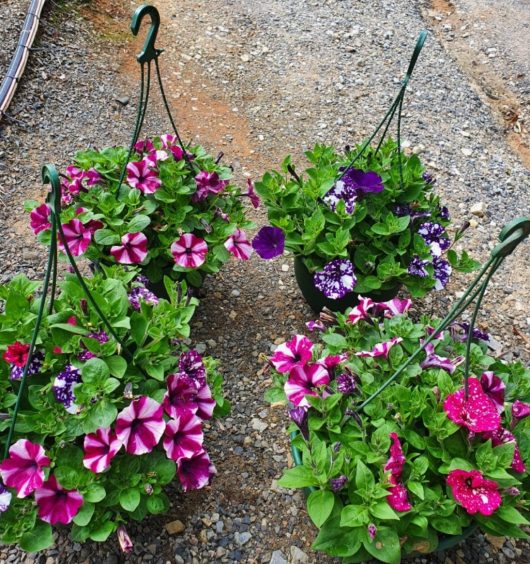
[[340, 505, 370, 527], [307, 490, 335, 527], [120, 488, 141, 512], [50, 323, 90, 335], [362, 526, 401, 564], [277, 465, 319, 488], [313, 503, 362, 557], [73, 502, 95, 526], [321, 333, 348, 349], [408, 481, 424, 500], [104, 355, 127, 378], [431, 516, 462, 535], [146, 493, 170, 514], [355, 460, 375, 492], [82, 400, 118, 434], [497, 506, 530, 525], [128, 214, 151, 232], [94, 229, 121, 246], [89, 520, 115, 542], [84, 483, 106, 503], [81, 358, 110, 384], [19, 522, 54, 552], [370, 501, 400, 521]]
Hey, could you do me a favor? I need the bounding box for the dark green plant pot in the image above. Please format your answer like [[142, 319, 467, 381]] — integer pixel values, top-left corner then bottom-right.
[[290, 436, 478, 555], [294, 256, 401, 314]]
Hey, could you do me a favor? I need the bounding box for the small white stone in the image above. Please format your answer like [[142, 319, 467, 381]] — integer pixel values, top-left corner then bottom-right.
[[461, 147, 473, 156], [281, 264, 289, 272], [470, 202, 486, 217]]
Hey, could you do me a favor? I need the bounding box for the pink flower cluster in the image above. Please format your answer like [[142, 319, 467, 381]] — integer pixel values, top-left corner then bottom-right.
[[61, 165, 102, 205], [384, 433, 412, 512]]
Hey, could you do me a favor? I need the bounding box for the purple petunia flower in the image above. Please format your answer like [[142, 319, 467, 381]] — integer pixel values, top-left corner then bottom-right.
[[418, 222, 450, 257], [453, 322, 490, 343], [408, 255, 430, 278], [420, 342, 462, 374], [87, 330, 109, 344], [177, 450, 216, 492], [314, 259, 356, 300], [179, 350, 207, 388], [336, 373, 357, 394], [9, 350, 44, 381], [368, 524, 377, 541], [422, 172, 436, 185], [52, 364, 81, 414], [306, 319, 325, 332], [128, 286, 159, 311], [433, 257, 452, 290], [0, 482, 12, 513], [480, 372, 505, 413], [289, 406, 309, 440], [393, 204, 431, 221], [252, 226, 285, 260], [330, 475, 348, 492], [324, 168, 384, 214], [439, 205, 450, 221]]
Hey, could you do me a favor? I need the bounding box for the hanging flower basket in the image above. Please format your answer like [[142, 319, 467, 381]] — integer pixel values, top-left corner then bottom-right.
[[254, 33, 477, 312]]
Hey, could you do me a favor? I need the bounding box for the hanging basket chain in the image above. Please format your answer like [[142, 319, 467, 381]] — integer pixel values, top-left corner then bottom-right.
[[357, 217, 530, 411]]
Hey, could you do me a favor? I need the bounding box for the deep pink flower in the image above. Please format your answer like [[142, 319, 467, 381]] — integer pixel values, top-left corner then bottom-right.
[[29, 204, 51, 235], [377, 298, 412, 317], [480, 372, 505, 413], [75, 208, 104, 234], [143, 149, 169, 167], [443, 377, 501, 432], [387, 484, 412, 512], [163, 374, 215, 420], [160, 134, 176, 148], [512, 400, 530, 426], [0, 439, 50, 498], [482, 428, 526, 473], [3, 342, 30, 367], [355, 337, 403, 359], [346, 297, 374, 325], [163, 411, 204, 461], [195, 384, 216, 420], [171, 234, 208, 268], [110, 232, 148, 264], [245, 178, 260, 209], [224, 229, 253, 260], [193, 171, 228, 201], [83, 428, 122, 473], [134, 138, 155, 154], [58, 218, 92, 256], [384, 433, 406, 483], [321, 353, 348, 368], [126, 160, 161, 194], [115, 396, 166, 455], [84, 168, 102, 187], [270, 335, 314, 374], [34, 475, 83, 525], [177, 450, 216, 491], [446, 469, 502, 516], [284, 363, 330, 407]]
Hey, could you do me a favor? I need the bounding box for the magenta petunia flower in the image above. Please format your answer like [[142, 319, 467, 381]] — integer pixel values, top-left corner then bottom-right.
[[163, 373, 200, 419], [443, 377, 500, 433], [110, 232, 148, 264], [29, 204, 51, 235], [270, 335, 314, 374], [34, 475, 83, 525], [384, 433, 406, 482], [284, 363, 330, 407], [115, 396, 166, 455], [160, 134, 176, 148], [83, 427, 123, 473], [143, 150, 170, 167], [480, 371, 505, 413], [195, 383, 216, 420], [387, 483, 412, 512], [3, 342, 30, 367], [446, 469, 502, 516], [355, 337, 403, 359], [163, 411, 204, 461], [177, 450, 216, 492], [306, 319, 325, 332], [134, 138, 155, 154], [321, 353, 348, 368], [378, 298, 413, 317], [512, 400, 530, 426], [245, 178, 260, 209], [420, 342, 462, 374], [193, 171, 228, 201], [224, 229, 253, 260], [314, 259, 357, 300], [171, 234, 208, 269], [289, 406, 309, 440], [117, 524, 133, 554], [58, 218, 92, 256], [84, 168, 102, 187], [126, 160, 162, 194], [252, 226, 285, 260], [482, 427, 526, 473], [346, 296, 375, 325], [0, 439, 50, 498], [367, 524, 377, 541]]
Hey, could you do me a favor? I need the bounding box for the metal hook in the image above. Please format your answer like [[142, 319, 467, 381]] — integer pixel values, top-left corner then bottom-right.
[[131, 4, 163, 64], [492, 216, 530, 258], [42, 164, 61, 213]]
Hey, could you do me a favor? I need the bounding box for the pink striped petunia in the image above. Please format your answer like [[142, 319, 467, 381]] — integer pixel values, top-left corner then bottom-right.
[[163, 373, 199, 419], [126, 160, 161, 194], [284, 363, 330, 407], [195, 384, 216, 420], [193, 171, 228, 201], [377, 298, 412, 317], [224, 229, 253, 260], [171, 234, 208, 269], [58, 218, 92, 256], [110, 232, 148, 264], [83, 427, 123, 473], [29, 204, 52, 235], [163, 411, 204, 461], [270, 335, 314, 374], [35, 475, 83, 525], [177, 450, 216, 491], [355, 337, 403, 359], [346, 296, 375, 325], [0, 439, 50, 498], [115, 396, 166, 455]]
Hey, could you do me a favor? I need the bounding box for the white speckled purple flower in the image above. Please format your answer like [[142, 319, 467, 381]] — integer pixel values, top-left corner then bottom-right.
[[368, 524, 377, 540], [418, 222, 450, 257], [336, 373, 357, 394], [314, 259, 356, 300], [128, 286, 160, 310], [52, 365, 81, 414], [87, 330, 109, 344], [433, 257, 452, 290], [0, 482, 12, 512], [408, 255, 430, 278], [330, 475, 348, 492], [179, 349, 207, 388], [9, 350, 44, 381]]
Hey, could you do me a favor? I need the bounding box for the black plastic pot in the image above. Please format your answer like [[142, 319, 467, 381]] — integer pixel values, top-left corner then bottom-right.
[[294, 256, 400, 314]]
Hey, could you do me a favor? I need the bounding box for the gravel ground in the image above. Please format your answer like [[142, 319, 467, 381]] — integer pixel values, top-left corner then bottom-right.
[[0, 0, 529, 563]]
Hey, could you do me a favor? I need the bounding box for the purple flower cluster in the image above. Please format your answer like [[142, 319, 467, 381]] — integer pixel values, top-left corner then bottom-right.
[[418, 222, 450, 257], [179, 350, 207, 388], [433, 257, 452, 290], [324, 168, 383, 214], [407, 255, 430, 278], [87, 330, 109, 344], [128, 286, 160, 311], [336, 373, 357, 394], [314, 259, 357, 300], [9, 351, 44, 381], [394, 204, 431, 221], [452, 322, 490, 342], [52, 365, 81, 414]]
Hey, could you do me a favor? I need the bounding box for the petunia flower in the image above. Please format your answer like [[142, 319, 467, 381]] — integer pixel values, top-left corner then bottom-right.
[[384, 433, 406, 482], [330, 475, 348, 492], [480, 372, 505, 413], [346, 296, 374, 324], [3, 342, 30, 367], [355, 337, 403, 359], [110, 232, 148, 264], [34, 475, 83, 525], [179, 350, 207, 388], [29, 204, 52, 235], [58, 218, 92, 256], [0, 439, 50, 498], [177, 450, 216, 491], [193, 171, 228, 201], [270, 335, 314, 374], [194, 384, 216, 420], [162, 411, 204, 461], [408, 255, 430, 278], [284, 363, 330, 407], [163, 373, 200, 418], [83, 427, 122, 473], [252, 226, 285, 260], [84, 168, 102, 187], [52, 364, 81, 414], [512, 400, 530, 427], [443, 377, 500, 432], [115, 396, 166, 455], [321, 353, 348, 368], [245, 178, 261, 209], [336, 373, 357, 394], [420, 342, 462, 374], [289, 406, 309, 440], [418, 222, 450, 257], [0, 482, 12, 513], [171, 234, 208, 269], [446, 469, 501, 516], [452, 322, 490, 343], [128, 286, 159, 310], [482, 427, 526, 473], [378, 298, 413, 317], [224, 229, 253, 260], [134, 138, 155, 154], [324, 168, 384, 213], [306, 319, 325, 332], [143, 149, 170, 167], [126, 160, 161, 194], [367, 524, 377, 541], [433, 257, 452, 290], [387, 484, 412, 512], [8, 350, 44, 380], [314, 259, 357, 300], [117, 525, 133, 554]]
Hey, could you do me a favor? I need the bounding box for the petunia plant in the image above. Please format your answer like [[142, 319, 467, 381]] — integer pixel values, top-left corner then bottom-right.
[[0, 268, 228, 551], [266, 298, 530, 563], [26, 135, 256, 290], [255, 140, 477, 306]]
